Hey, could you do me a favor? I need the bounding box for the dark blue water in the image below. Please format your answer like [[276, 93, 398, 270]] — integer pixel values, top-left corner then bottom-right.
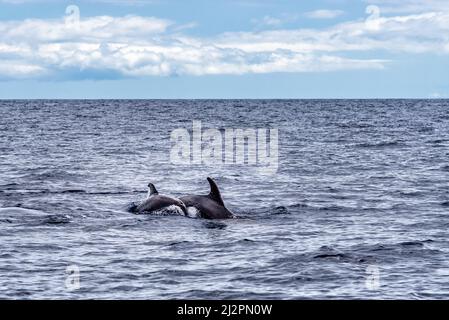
[[1, 99, 449, 299]]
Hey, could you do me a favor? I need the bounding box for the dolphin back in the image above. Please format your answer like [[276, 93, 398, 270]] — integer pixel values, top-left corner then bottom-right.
[[180, 177, 234, 219], [137, 194, 187, 215]]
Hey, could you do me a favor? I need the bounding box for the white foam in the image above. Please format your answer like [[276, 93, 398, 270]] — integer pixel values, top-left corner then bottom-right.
[[186, 206, 200, 218], [151, 204, 185, 216], [0, 207, 46, 216]]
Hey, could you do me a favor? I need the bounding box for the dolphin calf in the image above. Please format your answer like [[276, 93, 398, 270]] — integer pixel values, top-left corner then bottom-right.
[[180, 177, 235, 219], [135, 183, 187, 215]]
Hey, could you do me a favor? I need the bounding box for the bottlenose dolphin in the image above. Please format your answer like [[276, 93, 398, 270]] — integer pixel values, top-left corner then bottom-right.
[[135, 183, 187, 215], [180, 177, 235, 219]]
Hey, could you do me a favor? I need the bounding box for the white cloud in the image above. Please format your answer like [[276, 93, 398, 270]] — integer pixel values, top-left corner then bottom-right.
[[364, 0, 449, 14], [251, 14, 300, 28], [305, 9, 344, 19], [0, 60, 44, 78], [254, 15, 283, 27], [0, 0, 156, 3], [216, 11, 449, 54], [429, 92, 448, 98], [0, 5, 449, 79], [0, 15, 171, 42]]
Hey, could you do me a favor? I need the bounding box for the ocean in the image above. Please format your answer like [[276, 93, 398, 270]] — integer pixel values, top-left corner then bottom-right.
[[1, 99, 449, 299]]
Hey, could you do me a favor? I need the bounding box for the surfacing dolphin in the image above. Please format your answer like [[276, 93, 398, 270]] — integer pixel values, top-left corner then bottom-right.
[[180, 177, 235, 219], [135, 183, 187, 215]]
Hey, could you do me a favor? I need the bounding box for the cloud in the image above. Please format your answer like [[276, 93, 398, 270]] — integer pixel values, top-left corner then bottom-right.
[[0, 0, 157, 3], [0, 15, 171, 43], [364, 0, 449, 14], [216, 11, 449, 54], [253, 15, 283, 27], [429, 92, 448, 99], [304, 9, 344, 19], [0, 60, 45, 78], [0, 5, 449, 79], [251, 14, 300, 28]]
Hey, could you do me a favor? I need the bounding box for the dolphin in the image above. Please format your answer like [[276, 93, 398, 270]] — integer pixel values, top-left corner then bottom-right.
[[135, 183, 187, 215], [180, 177, 235, 219]]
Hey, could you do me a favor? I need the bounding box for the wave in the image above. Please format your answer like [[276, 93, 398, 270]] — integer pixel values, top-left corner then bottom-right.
[[336, 122, 373, 129], [1, 189, 143, 196], [273, 240, 438, 267], [356, 140, 405, 148], [271, 206, 291, 215], [18, 169, 84, 182], [42, 214, 71, 225], [313, 253, 349, 260], [0, 206, 47, 216], [0, 206, 71, 225], [251, 202, 386, 217], [427, 139, 449, 144], [0, 183, 19, 189]]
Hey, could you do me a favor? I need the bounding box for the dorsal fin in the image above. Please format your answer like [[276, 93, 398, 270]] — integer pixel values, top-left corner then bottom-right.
[[207, 177, 224, 206], [147, 183, 158, 196]]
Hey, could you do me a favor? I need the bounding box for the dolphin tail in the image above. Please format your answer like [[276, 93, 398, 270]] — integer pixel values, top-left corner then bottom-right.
[[207, 177, 225, 206]]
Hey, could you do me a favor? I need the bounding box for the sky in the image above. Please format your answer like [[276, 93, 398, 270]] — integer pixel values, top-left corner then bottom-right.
[[0, 0, 448, 98]]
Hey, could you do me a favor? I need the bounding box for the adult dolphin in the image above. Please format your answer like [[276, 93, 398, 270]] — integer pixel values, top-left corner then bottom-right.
[[135, 183, 187, 215], [180, 177, 235, 219]]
